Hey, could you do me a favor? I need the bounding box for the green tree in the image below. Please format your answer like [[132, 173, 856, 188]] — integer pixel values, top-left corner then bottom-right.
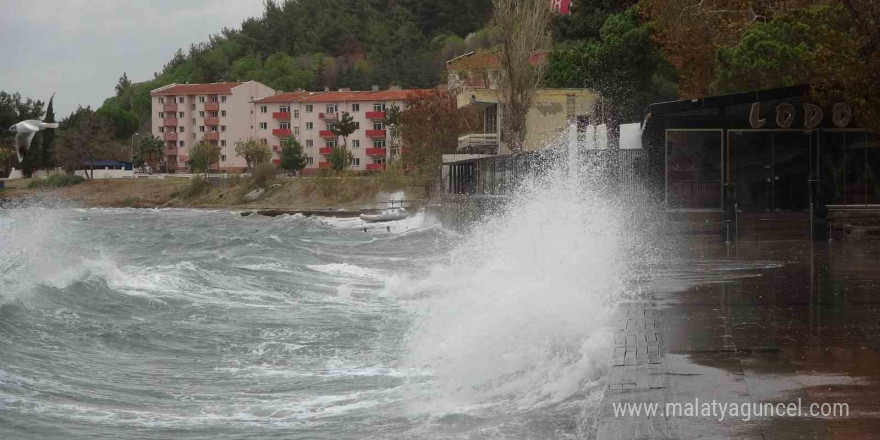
[[54, 108, 117, 179], [328, 145, 354, 171], [41, 94, 56, 169], [189, 141, 221, 178], [711, 4, 857, 94], [96, 99, 140, 140], [234, 138, 272, 171], [280, 136, 307, 176], [330, 111, 357, 170], [136, 135, 165, 173], [546, 7, 678, 123]]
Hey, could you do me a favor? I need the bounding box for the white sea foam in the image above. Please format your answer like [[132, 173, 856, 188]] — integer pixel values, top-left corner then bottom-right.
[[399, 161, 625, 414], [306, 263, 387, 280]]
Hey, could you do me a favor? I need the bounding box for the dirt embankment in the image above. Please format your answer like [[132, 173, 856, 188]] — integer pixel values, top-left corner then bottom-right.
[[0, 175, 428, 211]]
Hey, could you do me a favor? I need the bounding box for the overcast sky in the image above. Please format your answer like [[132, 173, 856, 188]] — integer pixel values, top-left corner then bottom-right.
[[1, 0, 266, 117]]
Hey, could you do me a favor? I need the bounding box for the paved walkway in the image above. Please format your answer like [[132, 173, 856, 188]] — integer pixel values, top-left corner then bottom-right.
[[597, 300, 834, 440]]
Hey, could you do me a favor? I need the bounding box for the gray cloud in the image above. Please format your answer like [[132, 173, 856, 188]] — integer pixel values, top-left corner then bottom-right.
[[0, 0, 265, 117]]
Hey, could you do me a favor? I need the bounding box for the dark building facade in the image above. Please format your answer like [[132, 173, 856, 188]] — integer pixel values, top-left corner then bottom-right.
[[644, 86, 878, 222]]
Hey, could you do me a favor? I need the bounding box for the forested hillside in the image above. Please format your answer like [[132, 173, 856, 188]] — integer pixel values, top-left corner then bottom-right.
[[106, 0, 495, 136]]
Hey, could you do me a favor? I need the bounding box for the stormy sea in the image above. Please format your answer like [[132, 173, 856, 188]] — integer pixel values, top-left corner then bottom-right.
[[0, 167, 644, 439]]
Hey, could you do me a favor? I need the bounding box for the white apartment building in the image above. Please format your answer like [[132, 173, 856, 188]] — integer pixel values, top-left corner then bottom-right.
[[254, 88, 421, 173], [151, 82, 423, 173], [150, 81, 275, 172]]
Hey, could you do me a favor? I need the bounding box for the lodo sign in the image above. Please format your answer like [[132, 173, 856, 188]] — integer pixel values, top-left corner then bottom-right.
[[749, 102, 852, 129]]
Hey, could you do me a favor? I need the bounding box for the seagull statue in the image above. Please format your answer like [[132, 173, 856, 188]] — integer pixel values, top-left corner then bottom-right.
[[9, 119, 59, 163]]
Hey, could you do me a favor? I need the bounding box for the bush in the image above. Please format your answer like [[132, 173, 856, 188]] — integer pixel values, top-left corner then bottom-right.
[[172, 178, 212, 199], [251, 162, 277, 188], [27, 174, 85, 189]]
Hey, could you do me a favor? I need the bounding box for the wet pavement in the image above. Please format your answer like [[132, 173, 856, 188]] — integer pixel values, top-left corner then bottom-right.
[[599, 240, 880, 439]]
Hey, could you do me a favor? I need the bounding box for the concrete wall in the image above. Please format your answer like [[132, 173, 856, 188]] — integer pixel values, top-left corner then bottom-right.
[[75, 168, 134, 179]]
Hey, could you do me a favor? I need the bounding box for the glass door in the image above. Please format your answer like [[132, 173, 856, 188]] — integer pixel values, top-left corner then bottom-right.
[[732, 131, 773, 211], [773, 131, 811, 211]]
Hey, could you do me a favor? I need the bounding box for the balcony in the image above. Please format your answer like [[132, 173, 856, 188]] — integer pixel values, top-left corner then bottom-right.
[[163, 103, 178, 112], [165, 146, 179, 156], [204, 117, 220, 126], [457, 133, 500, 151], [365, 111, 385, 120], [319, 147, 334, 156], [366, 148, 386, 157], [365, 129, 386, 138], [273, 145, 280, 152], [204, 132, 220, 141], [204, 102, 220, 112], [163, 117, 178, 126], [273, 112, 291, 120], [163, 132, 178, 142], [319, 112, 338, 122], [272, 128, 291, 137], [272, 159, 281, 166], [366, 163, 386, 171], [319, 130, 336, 139], [319, 162, 332, 169]]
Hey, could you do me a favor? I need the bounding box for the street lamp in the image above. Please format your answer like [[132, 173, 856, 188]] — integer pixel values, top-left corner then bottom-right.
[[130, 132, 140, 168]]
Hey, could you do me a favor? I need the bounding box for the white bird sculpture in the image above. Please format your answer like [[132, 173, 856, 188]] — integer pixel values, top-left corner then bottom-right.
[[9, 119, 59, 162]]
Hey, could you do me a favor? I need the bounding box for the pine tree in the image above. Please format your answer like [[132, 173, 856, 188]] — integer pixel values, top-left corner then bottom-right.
[[41, 94, 56, 169]]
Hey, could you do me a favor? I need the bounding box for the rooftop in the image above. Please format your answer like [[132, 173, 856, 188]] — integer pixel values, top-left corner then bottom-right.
[[446, 50, 549, 70], [150, 82, 243, 96], [254, 89, 431, 104]]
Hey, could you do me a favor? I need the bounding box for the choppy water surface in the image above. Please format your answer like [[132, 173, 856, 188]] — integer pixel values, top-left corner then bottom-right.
[[0, 172, 632, 440]]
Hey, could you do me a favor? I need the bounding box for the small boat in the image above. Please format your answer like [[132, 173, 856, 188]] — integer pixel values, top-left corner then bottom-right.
[[360, 207, 409, 223]]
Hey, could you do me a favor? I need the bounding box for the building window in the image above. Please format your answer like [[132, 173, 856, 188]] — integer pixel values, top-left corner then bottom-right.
[[294, 127, 300, 136], [179, 126, 184, 132], [306, 140, 313, 147], [325, 104, 337, 114], [280, 122, 290, 129], [221, 110, 226, 117], [221, 140, 226, 147], [158, 98, 164, 104], [354, 122, 360, 129], [158, 112, 164, 118], [352, 104, 360, 112], [159, 127, 164, 133], [261, 139, 268, 144], [221, 125, 226, 132], [199, 96, 206, 103], [210, 96, 218, 103], [221, 96, 226, 103], [260, 105, 268, 113], [221, 155, 227, 162], [306, 122, 313, 130], [326, 140, 337, 148], [666, 129, 723, 210], [293, 109, 300, 119], [373, 122, 383, 130], [178, 97, 184, 104], [373, 103, 385, 112], [260, 122, 268, 130], [179, 141, 185, 147], [352, 158, 360, 166], [191, 104, 195, 110], [199, 126, 205, 132], [280, 106, 289, 113], [179, 112, 184, 118], [373, 140, 385, 149], [307, 157, 314, 165], [199, 111, 205, 118], [305, 104, 313, 113], [352, 140, 360, 149]]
